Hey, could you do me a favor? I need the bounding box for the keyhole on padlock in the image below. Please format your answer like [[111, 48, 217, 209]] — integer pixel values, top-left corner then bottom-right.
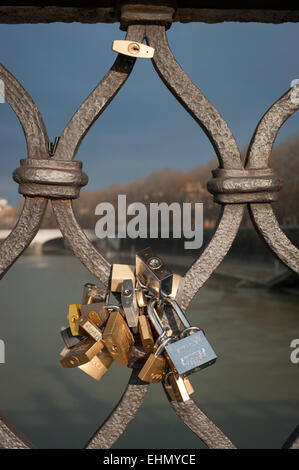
[[128, 42, 140, 55]]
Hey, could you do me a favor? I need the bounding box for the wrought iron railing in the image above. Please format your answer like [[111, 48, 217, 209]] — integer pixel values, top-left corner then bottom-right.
[[0, 4, 298, 449]]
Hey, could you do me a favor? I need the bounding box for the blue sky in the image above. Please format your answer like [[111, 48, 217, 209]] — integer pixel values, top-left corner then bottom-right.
[[0, 21, 298, 205]]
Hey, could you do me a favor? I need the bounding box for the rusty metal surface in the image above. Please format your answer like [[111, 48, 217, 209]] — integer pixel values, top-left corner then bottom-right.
[[53, 25, 146, 163], [0, 63, 49, 280], [145, 25, 244, 310], [0, 15, 298, 449], [249, 203, 299, 273], [146, 25, 242, 170], [0, 412, 34, 449], [207, 168, 282, 204], [169, 399, 236, 449], [246, 87, 299, 273], [13, 159, 88, 199], [51, 25, 146, 286], [282, 426, 299, 449], [120, 4, 175, 30], [0, 2, 299, 25]]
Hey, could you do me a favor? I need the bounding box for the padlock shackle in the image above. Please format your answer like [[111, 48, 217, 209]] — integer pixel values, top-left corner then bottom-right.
[[154, 336, 174, 357], [163, 297, 191, 329], [147, 299, 164, 336]]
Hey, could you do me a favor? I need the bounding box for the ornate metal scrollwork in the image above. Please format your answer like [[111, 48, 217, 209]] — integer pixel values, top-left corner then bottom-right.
[[0, 16, 298, 449]]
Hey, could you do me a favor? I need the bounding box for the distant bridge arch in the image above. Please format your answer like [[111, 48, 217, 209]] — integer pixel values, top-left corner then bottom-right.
[[0, 229, 96, 254]]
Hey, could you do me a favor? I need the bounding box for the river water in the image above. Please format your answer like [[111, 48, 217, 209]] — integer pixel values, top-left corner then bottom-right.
[[0, 254, 298, 449]]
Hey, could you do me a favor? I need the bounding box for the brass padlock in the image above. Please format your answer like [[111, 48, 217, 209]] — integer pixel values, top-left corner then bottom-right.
[[60, 338, 104, 368], [68, 304, 82, 336], [78, 348, 113, 381], [110, 264, 135, 293], [78, 316, 104, 343], [82, 283, 107, 305], [102, 311, 134, 366], [164, 372, 193, 402], [138, 315, 155, 353], [138, 303, 172, 383], [183, 376, 194, 396], [136, 289, 147, 308], [81, 302, 108, 327], [138, 352, 167, 383], [60, 346, 70, 357]]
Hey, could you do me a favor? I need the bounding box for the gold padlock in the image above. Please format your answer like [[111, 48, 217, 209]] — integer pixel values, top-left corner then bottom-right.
[[68, 304, 82, 336], [78, 317, 104, 343], [138, 315, 155, 353], [110, 264, 135, 293], [78, 348, 113, 381], [136, 289, 147, 308], [60, 338, 104, 368], [60, 346, 70, 357], [81, 302, 108, 327], [183, 376, 194, 396], [102, 311, 134, 366], [138, 353, 167, 383], [164, 373, 193, 402]]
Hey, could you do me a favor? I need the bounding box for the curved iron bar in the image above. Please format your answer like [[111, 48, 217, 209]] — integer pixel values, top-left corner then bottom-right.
[[51, 25, 146, 286], [145, 26, 242, 170], [249, 203, 299, 273], [282, 425, 299, 449], [53, 199, 111, 286], [0, 64, 49, 446], [0, 63, 49, 279], [54, 25, 146, 163], [169, 399, 236, 449], [176, 204, 244, 311], [160, 304, 237, 449], [245, 87, 299, 273], [84, 368, 149, 449], [0, 22, 296, 451], [51, 25, 151, 448], [145, 25, 244, 311], [0, 411, 34, 449]]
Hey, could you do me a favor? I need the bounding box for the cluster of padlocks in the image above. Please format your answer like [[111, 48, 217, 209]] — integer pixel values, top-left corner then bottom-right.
[[59, 248, 217, 402]]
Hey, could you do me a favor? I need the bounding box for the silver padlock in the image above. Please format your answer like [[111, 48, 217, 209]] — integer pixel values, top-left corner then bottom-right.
[[162, 297, 217, 376], [136, 247, 173, 298], [121, 279, 139, 333]]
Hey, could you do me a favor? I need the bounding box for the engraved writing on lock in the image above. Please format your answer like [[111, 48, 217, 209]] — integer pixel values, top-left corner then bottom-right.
[[81, 320, 103, 342], [165, 331, 217, 375], [181, 349, 207, 367]]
